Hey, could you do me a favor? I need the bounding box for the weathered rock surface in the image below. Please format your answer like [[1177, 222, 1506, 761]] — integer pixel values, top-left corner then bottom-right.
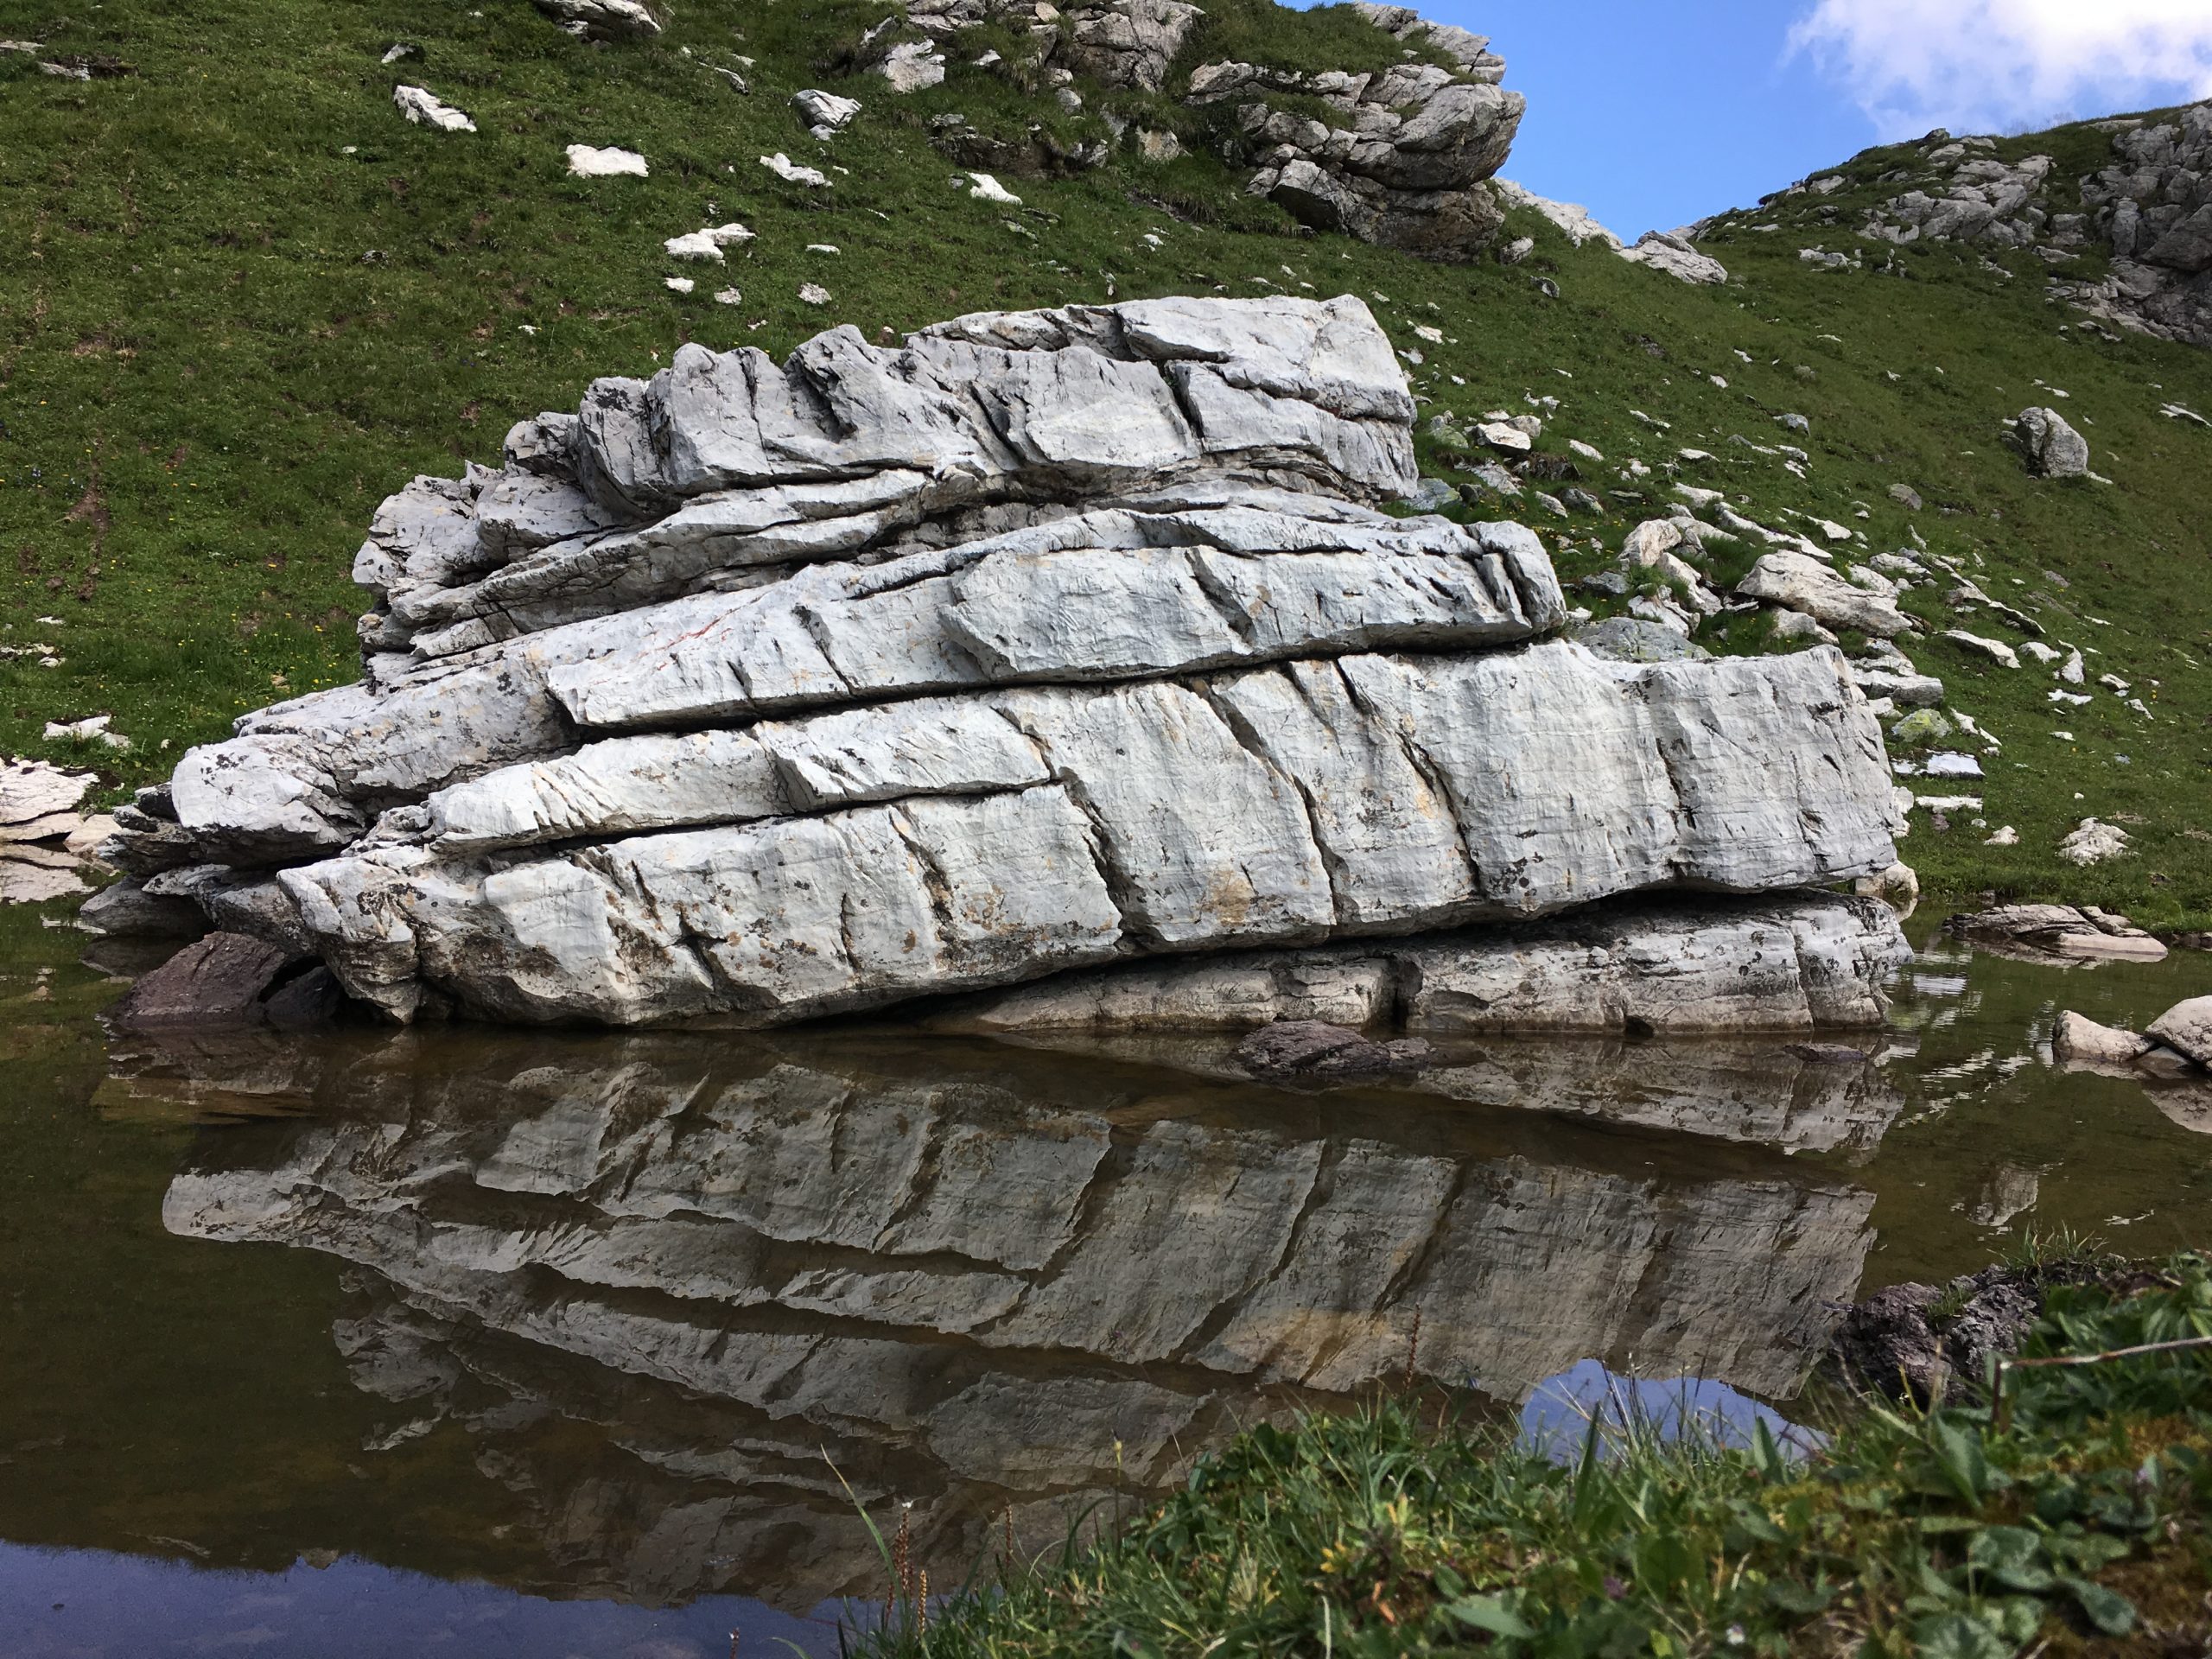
[[1827, 1265, 2043, 1403], [392, 85, 474, 134], [0, 758, 103, 903], [1, 758, 93, 824], [930, 893, 1910, 1037], [2015, 406, 2090, 477], [1811, 111, 2212, 351], [140, 1022, 1881, 1603], [1737, 550, 1912, 638], [2053, 1009, 2152, 1068], [531, 0, 661, 39], [1946, 903, 2167, 963], [2071, 103, 2212, 351], [1189, 37, 1524, 261], [108, 931, 307, 1028], [1619, 231, 1728, 286], [2146, 996, 2212, 1068], [106, 296, 1901, 1029]]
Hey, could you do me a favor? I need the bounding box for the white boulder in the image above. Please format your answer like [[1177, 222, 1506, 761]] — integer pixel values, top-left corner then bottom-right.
[[566, 144, 648, 177], [393, 86, 475, 134]]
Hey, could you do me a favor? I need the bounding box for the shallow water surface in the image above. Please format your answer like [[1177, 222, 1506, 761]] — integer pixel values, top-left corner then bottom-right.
[[1, 910, 2207, 1656]]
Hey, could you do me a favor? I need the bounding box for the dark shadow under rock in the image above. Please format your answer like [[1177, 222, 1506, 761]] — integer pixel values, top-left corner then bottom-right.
[[107, 932, 347, 1030]]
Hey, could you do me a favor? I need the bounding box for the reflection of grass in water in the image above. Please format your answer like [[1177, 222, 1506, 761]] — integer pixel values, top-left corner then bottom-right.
[[848, 1254, 2212, 1658]]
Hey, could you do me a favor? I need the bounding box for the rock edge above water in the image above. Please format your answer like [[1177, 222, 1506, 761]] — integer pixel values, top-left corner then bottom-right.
[[94, 295, 1905, 1030]]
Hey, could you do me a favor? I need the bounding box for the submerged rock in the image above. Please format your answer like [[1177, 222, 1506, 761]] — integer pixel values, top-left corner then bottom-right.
[[1235, 1020, 1432, 1080], [2053, 1009, 2152, 1068], [105, 296, 1902, 1029], [1946, 903, 2166, 963]]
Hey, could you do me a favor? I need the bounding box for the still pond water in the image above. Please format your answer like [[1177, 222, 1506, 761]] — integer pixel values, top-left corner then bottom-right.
[[1, 906, 2208, 1656]]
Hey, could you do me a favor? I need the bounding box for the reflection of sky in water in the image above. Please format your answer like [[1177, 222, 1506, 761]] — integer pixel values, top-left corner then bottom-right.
[[0, 1546, 845, 1659], [1520, 1361, 1821, 1464]]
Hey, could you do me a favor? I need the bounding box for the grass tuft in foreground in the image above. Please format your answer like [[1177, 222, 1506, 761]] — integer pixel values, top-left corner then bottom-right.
[[853, 1255, 2212, 1657]]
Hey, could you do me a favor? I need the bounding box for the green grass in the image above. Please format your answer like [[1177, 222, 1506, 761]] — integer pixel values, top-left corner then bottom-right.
[[3, 2, 2211, 923], [848, 1255, 2212, 1658]]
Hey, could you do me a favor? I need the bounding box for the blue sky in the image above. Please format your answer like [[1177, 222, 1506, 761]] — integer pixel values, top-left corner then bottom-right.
[[1389, 0, 2212, 240]]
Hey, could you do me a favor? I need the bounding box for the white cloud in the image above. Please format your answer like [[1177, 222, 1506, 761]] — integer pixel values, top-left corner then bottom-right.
[[1789, 0, 2212, 139]]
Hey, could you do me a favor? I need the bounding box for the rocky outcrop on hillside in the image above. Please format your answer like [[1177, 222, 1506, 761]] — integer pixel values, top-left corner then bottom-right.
[[140, 1026, 1881, 1604], [1793, 108, 2212, 350], [2075, 104, 2212, 351], [96, 296, 1904, 1030], [1189, 48, 1524, 261], [906, 0, 1203, 92]]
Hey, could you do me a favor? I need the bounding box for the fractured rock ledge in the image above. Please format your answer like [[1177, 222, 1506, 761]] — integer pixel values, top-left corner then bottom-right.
[[100, 296, 1904, 1029]]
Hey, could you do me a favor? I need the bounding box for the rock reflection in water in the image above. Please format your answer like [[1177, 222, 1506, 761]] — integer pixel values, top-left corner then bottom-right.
[[126, 1025, 1887, 1611]]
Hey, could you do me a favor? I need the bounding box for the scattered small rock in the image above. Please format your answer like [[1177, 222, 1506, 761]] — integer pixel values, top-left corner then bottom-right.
[[2015, 406, 2090, 478], [1941, 630, 2020, 670], [1853, 860, 1919, 916], [45, 715, 130, 752], [664, 223, 753, 261], [2059, 817, 2130, 866], [1619, 231, 1728, 285], [566, 143, 648, 177], [392, 85, 474, 134], [791, 88, 861, 137], [760, 152, 830, 187]]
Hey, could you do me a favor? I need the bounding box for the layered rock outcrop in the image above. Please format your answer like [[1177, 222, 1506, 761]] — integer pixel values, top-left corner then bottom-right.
[[137, 1025, 1884, 1605], [2076, 103, 2212, 351], [101, 296, 1904, 1029], [1190, 47, 1523, 260], [1832, 110, 2212, 351]]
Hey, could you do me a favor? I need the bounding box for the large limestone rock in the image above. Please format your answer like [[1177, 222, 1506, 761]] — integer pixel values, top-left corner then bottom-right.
[[105, 296, 1903, 1029], [931, 893, 1912, 1038]]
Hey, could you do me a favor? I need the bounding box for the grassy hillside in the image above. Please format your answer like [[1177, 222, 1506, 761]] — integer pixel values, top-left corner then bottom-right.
[[4, 2, 2211, 922]]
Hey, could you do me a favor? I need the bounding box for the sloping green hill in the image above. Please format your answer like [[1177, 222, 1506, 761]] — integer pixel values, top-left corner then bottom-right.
[[4, 1, 2211, 922]]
